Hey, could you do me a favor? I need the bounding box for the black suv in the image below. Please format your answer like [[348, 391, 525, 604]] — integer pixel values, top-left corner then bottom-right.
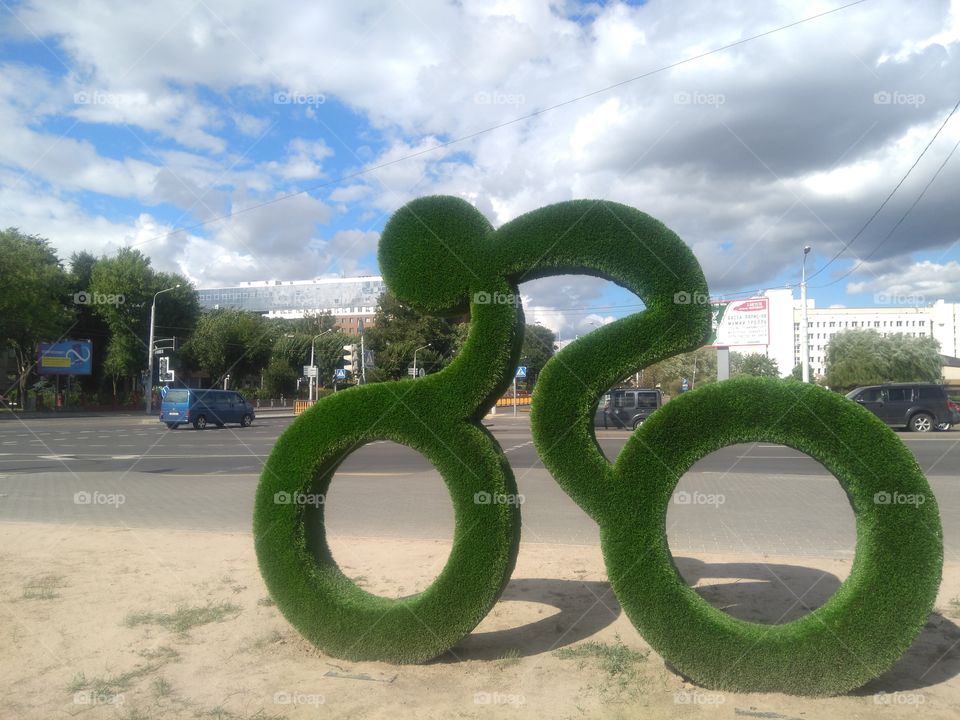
[[596, 388, 664, 430], [846, 383, 960, 432]]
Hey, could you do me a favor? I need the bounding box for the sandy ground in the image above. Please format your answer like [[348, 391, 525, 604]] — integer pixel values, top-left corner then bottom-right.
[[2, 522, 960, 720]]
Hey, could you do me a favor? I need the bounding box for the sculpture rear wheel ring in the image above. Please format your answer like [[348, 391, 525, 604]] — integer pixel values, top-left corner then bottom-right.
[[602, 378, 943, 695]]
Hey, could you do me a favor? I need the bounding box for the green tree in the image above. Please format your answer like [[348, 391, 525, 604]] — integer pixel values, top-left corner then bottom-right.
[[269, 328, 352, 391], [364, 291, 463, 380], [0, 228, 72, 405], [789, 362, 818, 383], [182, 309, 274, 387], [730, 352, 780, 378], [87, 248, 198, 398], [520, 323, 555, 387], [67, 251, 110, 397], [641, 347, 718, 396], [824, 329, 942, 392], [286, 311, 338, 335]]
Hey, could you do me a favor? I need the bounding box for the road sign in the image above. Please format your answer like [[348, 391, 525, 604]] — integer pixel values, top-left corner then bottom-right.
[[407, 367, 425, 376], [303, 365, 318, 378], [681, 377, 689, 392], [158, 356, 175, 383], [516, 366, 527, 378], [334, 368, 347, 380]]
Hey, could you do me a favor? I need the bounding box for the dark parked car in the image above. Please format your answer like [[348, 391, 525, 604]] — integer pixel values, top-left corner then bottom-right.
[[845, 383, 959, 432], [596, 388, 663, 430]]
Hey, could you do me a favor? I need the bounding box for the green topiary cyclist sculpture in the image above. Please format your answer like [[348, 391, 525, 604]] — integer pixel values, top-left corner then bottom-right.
[[253, 195, 942, 695]]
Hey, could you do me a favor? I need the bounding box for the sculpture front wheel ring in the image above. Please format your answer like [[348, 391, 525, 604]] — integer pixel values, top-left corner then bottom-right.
[[253, 396, 521, 664]]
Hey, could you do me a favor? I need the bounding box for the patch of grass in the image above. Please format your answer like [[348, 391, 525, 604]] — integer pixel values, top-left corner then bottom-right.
[[556, 637, 648, 700], [556, 637, 648, 677], [947, 596, 960, 619], [151, 676, 173, 698], [125, 602, 241, 635], [68, 661, 162, 696], [496, 648, 522, 668], [240, 630, 283, 653], [256, 596, 275, 607], [22, 573, 67, 600], [138, 645, 180, 662], [197, 708, 287, 720]]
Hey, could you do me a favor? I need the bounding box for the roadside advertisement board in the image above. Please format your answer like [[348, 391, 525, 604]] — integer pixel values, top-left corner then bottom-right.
[[37, 340, 93, 375], [705, 298, 769, 347]]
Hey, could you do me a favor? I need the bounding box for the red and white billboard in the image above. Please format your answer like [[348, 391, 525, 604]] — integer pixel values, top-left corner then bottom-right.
[[706, 298, 769, 347]]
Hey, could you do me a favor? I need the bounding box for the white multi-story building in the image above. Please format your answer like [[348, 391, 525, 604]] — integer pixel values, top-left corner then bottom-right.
[[708, 290, 959, 380], [791, 303, 954, 378], [196, 276, 386, 336]]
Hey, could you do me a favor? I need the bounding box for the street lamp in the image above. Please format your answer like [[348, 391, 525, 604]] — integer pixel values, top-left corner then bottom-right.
[[801, 245, 812, 383], [413, 343, 431, 378], [145, 284, 180, 414], [309, 329, 334, 402]]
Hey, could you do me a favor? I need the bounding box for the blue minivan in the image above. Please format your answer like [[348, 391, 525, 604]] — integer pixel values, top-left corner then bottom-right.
[[159, 389, 256, 430]]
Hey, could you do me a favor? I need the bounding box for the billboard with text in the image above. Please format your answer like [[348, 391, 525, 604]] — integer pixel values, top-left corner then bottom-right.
[[705, 298, 769, 347], [37, 340, 93, 375]]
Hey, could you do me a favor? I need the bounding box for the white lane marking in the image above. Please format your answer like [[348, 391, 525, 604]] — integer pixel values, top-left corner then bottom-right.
[[735, 455, 805, 459], [111, 455, 140, 460], [504, 441, 534, 454]]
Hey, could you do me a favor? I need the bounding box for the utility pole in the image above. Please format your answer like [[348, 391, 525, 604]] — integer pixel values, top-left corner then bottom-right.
[[801, 245, 812, 383], [145, 284, 180, 414]]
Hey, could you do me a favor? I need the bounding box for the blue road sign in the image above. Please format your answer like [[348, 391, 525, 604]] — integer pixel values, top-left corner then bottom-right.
[[681, 377, 689, 392], [516, 366, 527, 378], [334, 368, 347, 380]]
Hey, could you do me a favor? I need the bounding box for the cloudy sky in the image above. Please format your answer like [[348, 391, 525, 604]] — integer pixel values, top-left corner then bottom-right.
[[1, 0, 959, 337]]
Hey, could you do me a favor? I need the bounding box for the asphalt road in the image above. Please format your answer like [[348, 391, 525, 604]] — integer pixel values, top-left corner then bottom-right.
[[0, 413, 957, 557]]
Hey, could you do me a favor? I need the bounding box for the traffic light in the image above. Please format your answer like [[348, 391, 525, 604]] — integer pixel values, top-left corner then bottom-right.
[[342, 344, 358, 375]]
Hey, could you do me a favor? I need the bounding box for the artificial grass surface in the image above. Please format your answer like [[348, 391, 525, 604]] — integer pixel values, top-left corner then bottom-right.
[[604, 377, 942, 695], [255, 195, 942, 694]]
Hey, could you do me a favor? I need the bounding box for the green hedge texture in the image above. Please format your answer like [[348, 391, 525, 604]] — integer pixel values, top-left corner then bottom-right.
[[602, 377, 942, 695], [255, 195, 943, 695]]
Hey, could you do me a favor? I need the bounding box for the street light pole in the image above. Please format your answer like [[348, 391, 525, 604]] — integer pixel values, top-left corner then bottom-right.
[[309, 329, 334, 402], [145, 284, 180, 414], [413, 343, 430, 378], [801, 245, 812, 383]]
